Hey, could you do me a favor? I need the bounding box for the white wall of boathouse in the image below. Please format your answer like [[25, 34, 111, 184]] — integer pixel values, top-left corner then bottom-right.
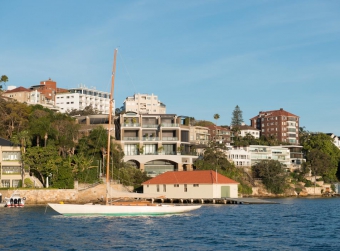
[[143, 183, 238, 199]]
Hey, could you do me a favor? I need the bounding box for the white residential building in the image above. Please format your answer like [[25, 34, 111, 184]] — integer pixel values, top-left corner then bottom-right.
[[226, 146, 251, 167], [238, 124, 260, 139], [226, 145, 291, 170], [123, 93, 166, 114], [55, 86, 113, 114]]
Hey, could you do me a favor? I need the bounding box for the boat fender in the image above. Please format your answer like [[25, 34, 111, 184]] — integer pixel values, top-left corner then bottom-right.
[[23, 197, 26, 200]]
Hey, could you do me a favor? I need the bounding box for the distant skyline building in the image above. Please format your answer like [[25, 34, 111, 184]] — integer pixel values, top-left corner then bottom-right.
[[250, 108, 299, 144], [123, 93, 166, 114], [55, 85, 113, 114]]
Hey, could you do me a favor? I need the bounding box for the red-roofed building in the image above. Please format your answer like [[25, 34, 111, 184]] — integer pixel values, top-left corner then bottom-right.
[[142, 170, 239, 198], [3, 87, 31, 103], [250, 108, 299, 144]]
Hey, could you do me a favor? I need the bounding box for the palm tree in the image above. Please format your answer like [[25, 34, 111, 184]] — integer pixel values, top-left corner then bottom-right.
[[213, 114, 220, 126]]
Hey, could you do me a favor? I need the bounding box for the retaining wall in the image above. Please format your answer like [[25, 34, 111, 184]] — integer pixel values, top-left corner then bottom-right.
[[0, 183, 130, 204]]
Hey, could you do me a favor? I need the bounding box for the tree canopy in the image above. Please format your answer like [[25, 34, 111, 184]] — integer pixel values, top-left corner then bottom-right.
[[231, 105, 244, 126], [0, 75, 8, 90], [252, 160, 289, 194]]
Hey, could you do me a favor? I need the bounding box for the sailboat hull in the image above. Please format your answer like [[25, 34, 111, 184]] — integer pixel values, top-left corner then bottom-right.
[[48, 203, 201, 216]]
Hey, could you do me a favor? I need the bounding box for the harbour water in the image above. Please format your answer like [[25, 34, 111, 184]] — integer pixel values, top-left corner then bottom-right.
[[0, 197, 339, 250]]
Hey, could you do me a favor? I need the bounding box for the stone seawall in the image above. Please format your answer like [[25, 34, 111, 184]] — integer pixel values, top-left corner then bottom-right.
[[0, 183, 130, 204]]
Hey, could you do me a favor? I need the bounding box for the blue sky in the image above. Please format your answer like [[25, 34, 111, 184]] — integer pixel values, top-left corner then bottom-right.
[[1, 1, 340, 134]]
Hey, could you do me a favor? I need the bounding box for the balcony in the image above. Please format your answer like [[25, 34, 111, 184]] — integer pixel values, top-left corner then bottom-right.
[[123, 137, 139, 141], [162, 137, 178, 141], [143, 137, 160, 141], [161, 123, 179, 127], [122, 123, 140, 127], [142, 124, 159, 128]]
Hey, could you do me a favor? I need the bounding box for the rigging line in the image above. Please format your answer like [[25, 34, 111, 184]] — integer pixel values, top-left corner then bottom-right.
[[118, 50, 137, 94]]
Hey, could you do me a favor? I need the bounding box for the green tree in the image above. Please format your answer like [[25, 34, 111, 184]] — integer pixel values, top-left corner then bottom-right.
[[302, 133, 340, 182], [22, 145, 62, 186], [231, 105, 244, 126], [194, 141, 252, 194], [111, 166, 149, 189], [29, 107, 56, 147], [66, 105, 100, 116], [1, 101, 30, 139], [213, 114, 220, 126], [52, 113, 80, 157], [252, 160, 289, 194], [193, 120, 214, 127], [0, 75, 8, 90]]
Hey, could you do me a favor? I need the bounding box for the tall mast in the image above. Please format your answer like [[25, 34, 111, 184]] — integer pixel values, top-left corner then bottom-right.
[[106, 48, 118, 205]]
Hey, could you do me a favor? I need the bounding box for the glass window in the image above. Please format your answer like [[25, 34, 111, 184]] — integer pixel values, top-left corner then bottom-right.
[[1, 180, 10, 188], [2, 152, 21, 161], [12, 180, 21, 188], [2, 166, 21, 174], [163, 184, 166, 192], [184, 184, 187, 192]]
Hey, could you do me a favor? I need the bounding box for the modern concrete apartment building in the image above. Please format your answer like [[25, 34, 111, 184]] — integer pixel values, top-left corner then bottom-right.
[[189, 126, 210, 155], [250, 108, 299, 144], [123, 93, 166, 114], [226, 145, 300, 170], [115, 112, 197, 177], [55, 86, 113, 114]]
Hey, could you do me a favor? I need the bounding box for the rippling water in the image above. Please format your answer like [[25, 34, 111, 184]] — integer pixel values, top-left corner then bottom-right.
[[0, 197, 339, 251]]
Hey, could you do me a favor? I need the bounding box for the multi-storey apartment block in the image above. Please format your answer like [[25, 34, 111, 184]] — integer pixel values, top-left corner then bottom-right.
[[115, 112, 197, 177], [250, 108, 299, 144], [226, 145, 292, 170], [207, 125, 231, 145], [226, 146, 251, 167], [56, 86, 113, 114], [0, 138, 22, 188], [123, 93, 166, 114], [189, 126, 210, 155]]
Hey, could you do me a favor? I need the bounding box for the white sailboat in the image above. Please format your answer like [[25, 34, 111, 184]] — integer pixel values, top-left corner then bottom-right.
[[48, 49, 201, 216]]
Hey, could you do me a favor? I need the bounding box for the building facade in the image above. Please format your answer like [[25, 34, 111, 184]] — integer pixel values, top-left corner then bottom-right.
[[250, 108, 299, 144], [123, 93, 166, 114], [207, 125, 231, 145], [0, 139, 22, 188], [29, 78, 68, 105], [116, 112, 197, 177], [55, 86, 113, 114], [238, 124, 260, 139], [142, 170, 239, 198]]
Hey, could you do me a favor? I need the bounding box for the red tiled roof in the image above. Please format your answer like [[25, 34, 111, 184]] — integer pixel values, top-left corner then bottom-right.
[[4, 87, 30, 93], [142, 170, 239, 185]]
